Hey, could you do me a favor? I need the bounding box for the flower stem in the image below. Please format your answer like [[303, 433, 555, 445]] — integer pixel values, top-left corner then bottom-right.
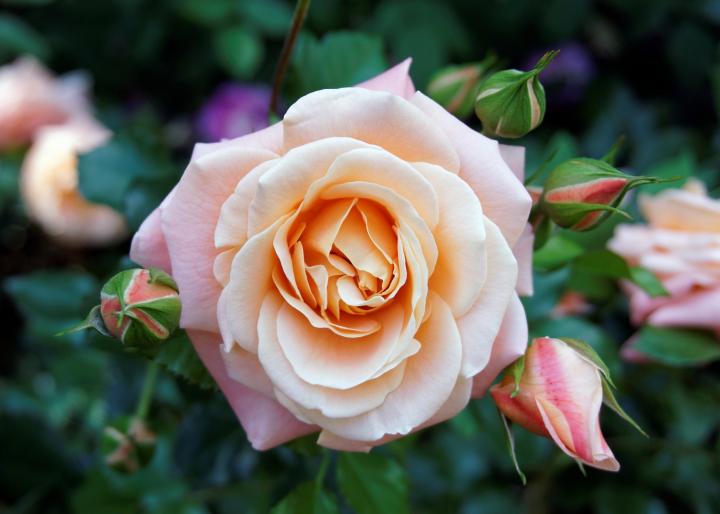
[[134, 361, 159, 421], [270, 0, 311, 118]]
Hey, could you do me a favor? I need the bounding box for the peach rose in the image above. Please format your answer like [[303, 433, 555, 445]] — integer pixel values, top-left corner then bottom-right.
[[608, 180, 720, 348], [491, 337, 620, 471], [0, 57, 92, 149], [130, 61, 533, 451], [20, 120, 127, 246]]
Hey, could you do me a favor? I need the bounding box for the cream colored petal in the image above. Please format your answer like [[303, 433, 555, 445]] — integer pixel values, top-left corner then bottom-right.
[[221, 345, 274, 396], [247, 137, 371, 236], [275, 296, 407, 390], [357, 200, 397, 261], [215, 159, 279, 249], [301, 292, 462, 442], [456, 217, 518, 377], [257, 292, 407, 418], [320, 181, 438, 276], [415, 162, 487, 317], [320, 147, 440, 229], [410, 92, 532, 247], [334, 206, 392, 280], [302, 198, 356, 255], [283, 88, 459, 172], [213, 248, 236, 286], [220, 215, 287, 353]]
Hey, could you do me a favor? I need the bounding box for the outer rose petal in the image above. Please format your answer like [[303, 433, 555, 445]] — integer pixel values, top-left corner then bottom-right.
[[188, 329, 316, 450], [647, 286, 720, 330], [161, 146, 277, 333], [130, 192, 174, 273], [514, 223, 534, 296], [282, 88, 460, 173], [498, 144, 525, 181], [409, 92, 532, 247], [191, 122, 284, 160], [357, 58, 415, 99], [471, 294, 528, 397], [456, 218, 518, 377]]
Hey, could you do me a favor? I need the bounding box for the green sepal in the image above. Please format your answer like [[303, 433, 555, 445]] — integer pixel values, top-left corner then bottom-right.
[[601, 380, 648, 437], [559, 338, 615, 388], [148, 268, 178, 291], [56, 304, 111, 338], [601, 135, 626, 166], [505, 355, 526, 398], [499, 412, 527, 485]]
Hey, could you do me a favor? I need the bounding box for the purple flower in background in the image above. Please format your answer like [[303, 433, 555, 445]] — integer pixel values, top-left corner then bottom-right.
[[523, 42, 595, 104], [196, 83, 271, 142]]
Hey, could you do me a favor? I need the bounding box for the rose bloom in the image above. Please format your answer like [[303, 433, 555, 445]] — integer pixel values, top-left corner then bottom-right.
[[609, 180, 720, 350], [131, 61, 534, 450], [20, 120, 127, 246], [491, 337, 619, 471], [0, 56, 92, 149]]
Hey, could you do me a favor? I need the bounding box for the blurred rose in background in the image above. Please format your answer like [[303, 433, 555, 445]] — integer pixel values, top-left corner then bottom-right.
[[196, 83, 271, 142]]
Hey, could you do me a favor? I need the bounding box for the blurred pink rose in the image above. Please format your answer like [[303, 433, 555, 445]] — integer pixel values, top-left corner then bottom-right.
[[0, 57, 93, 149], [130, 60, 534, 451], [20, 120, 127, 246], [491, 337, 620, 471], [608, 180, 720, 357]]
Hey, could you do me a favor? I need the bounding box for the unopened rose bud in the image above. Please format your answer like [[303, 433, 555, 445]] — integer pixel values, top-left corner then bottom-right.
[[540, 158, 660, 231], [100, 268, 181, 353], [427, 55, 496, 118], [102, 417, 156, 473], [491, 337, 620, 471], [474, 50, 558, 138]]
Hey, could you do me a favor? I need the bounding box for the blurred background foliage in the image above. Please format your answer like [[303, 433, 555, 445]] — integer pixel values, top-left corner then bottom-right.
[[1, 0, 720, 513]]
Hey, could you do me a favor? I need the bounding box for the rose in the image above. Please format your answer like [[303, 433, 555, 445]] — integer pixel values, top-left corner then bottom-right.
[[491, 337, 620, 471], [20, 121, 127, 246], [608, 180, 720, 351], [0, 57, 93, 149], [130, 61, 534, 451]]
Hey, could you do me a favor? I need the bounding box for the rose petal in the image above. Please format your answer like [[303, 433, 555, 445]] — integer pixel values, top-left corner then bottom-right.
[[409, 92, 532, 247], [358, 58, 415, 99], [471, 294, 528, 397], [283, 88, 460, 173], [162, 147, 277, 333], [188, 329, 316, 450], [498, 143, 525, 181], [514, 223, 535, 296], [456, 217, 518, 377]]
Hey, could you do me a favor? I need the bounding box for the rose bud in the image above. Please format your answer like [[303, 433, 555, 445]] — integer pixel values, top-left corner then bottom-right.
[[491, 337, 620, 471], [100, 268, 181, 353], [540, 158, 660, 231], [474, 50, 558, 138], [427, 55, 497, 118], [102, 417, 156, 473]]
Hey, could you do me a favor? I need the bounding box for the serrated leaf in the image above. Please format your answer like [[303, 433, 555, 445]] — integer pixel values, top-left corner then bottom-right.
[[601, 380, 647, 437], [499, 413, 526, 485], [153, 331, 215, 389], [337, 453, 408, 514], [560, 338, 615, 388], [272, 481, 339, 514], [632, 326, 720, 366]]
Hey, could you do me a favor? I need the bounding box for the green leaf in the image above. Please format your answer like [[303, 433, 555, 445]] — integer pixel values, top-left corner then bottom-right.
[[175, 0, 235, 26], [213, 26, 264, 79], [572, 249, 668, 298], [4, 270, 99, 339], [602, 380, 647, 437], [499, 413, 526, 485], [533, 235, 584, 271], [337, 453, 409, 514], [153, 331, 215, 389], [601, 135, 626, 166], [0, 14, 49, 60], [237, 0, 293, 36], [271, 481, 339, 514], [290, 31, 388, 98], [632, 326, 720, 366]]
